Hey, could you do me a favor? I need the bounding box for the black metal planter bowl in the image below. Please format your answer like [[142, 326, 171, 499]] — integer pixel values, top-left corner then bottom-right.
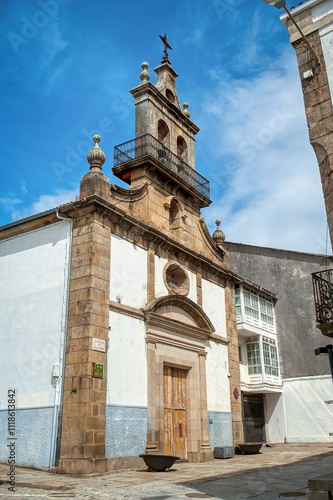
[[236, 443, 263, 454], [139, 454, 180, 471]]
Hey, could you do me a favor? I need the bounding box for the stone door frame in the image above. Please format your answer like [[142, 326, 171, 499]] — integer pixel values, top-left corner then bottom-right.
[[144, 295, 214, 462]]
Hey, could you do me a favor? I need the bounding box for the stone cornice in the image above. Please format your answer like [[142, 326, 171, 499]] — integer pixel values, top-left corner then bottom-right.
[[60, 194, 241, 283], [109, 300, 144, 320], [112, 154, 211, 208], [209, 333, 229, 345], [146, 330, 207, 353], [282, 8, 333, 44], [145, 312, 211, 341]]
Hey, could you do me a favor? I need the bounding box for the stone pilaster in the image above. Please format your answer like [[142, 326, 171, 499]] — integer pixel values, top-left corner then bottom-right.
[[58, 209, 111, 474], [147, 250, 155, 304], [225, 282, 244, 445], [198, 351, 214, 462], [145, 338, 159, 454], [197, 272, 202, 307]]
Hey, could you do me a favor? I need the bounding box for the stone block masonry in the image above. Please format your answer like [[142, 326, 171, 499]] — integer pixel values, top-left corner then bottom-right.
[[59, 208, 111, 475]]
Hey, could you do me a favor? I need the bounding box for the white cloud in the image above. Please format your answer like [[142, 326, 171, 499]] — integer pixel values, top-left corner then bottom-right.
[[0, 195, 23, 214], [20, 182, 27, 195], [202, 49, 329, 254], [10, 186, 79, 222]]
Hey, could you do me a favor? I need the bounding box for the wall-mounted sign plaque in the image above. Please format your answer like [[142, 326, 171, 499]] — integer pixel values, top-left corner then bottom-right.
[[92, 363, 104, 379], [92, 338, 106, 352]]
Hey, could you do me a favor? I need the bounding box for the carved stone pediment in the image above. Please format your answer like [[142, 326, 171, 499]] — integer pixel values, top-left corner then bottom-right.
[[144, 295, 215, 347]]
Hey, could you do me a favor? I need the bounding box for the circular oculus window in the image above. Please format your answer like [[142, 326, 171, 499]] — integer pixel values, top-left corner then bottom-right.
[[164, 263, 189, 296], [166, 89, 175, 103]]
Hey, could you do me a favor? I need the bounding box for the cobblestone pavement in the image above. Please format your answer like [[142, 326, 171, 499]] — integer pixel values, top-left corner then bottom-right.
[[0, 443, 332, 500]]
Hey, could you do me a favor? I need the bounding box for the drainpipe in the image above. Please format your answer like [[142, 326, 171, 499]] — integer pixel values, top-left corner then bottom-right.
[[49, 210, 73, 468]]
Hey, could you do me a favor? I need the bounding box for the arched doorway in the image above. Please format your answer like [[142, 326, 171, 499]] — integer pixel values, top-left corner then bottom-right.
[[143, 295, 215, 462]]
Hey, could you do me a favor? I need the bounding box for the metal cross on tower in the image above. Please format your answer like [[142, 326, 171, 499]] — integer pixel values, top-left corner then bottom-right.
[[159, 33, 172, 61]]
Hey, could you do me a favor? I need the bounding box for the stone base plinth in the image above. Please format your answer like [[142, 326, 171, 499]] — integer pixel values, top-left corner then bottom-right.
[[58, 457, 108, 475], [213, 446, 235, 459], [58, 456, 146, 475], [199, 446, 214, 462]]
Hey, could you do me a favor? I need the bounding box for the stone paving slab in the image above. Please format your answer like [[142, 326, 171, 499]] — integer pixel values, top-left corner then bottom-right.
[[0, 444, 332, 499]]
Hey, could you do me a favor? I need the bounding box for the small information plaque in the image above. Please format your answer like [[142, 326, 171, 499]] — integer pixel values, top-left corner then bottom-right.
[[92, 363, 104, 379], [92, 338, 106, 353]]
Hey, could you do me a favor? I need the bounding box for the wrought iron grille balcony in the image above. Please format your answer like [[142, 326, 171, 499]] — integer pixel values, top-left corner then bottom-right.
[[312, 269, 333, 323], [113, 134, 210, 199]]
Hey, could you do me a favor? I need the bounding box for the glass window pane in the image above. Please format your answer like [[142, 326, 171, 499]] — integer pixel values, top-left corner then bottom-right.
[[267, 302, 273, 316], [235, 288, 240, 305], [244, 291, 251, 307], [245, 306, 252, 316], [263, 341, 279, 376], [251, 294, 259, 310], [252, 309, 259, 320]]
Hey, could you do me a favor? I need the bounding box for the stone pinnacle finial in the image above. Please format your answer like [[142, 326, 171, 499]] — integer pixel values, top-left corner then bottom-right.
[[87, 134, 106, 172], [183, 102, 190, 118], [212, 219, 225, 245], [140, 62, 150, 84]]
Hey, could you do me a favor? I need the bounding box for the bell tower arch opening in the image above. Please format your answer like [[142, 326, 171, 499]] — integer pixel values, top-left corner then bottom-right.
[[158, 119, 170, 146], [177, 136, 187, 161]]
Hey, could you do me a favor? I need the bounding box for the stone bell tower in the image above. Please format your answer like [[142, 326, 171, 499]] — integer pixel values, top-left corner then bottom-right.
[[131, 59, 198, 171], [112, 47, 211, 247]]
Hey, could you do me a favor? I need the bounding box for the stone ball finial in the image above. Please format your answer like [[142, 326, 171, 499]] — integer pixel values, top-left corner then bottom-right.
[[87, 134, 106, 172], [140, 62, 150, 84], [183, 102, 190, 118], [212, 219, 226, 245]]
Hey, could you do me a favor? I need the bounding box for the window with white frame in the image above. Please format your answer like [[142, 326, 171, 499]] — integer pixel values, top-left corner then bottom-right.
[[235, 285, 275, 330], [260, 296, 274, 326], [262, 337, 279, 376], [243, 289, 259, 320], [246, 338, 262, 374]]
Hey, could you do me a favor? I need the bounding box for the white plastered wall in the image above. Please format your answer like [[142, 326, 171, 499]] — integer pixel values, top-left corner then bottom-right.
[[265, 392, 286, 443], [110, 235, 147, 309], [205, 341, 231, 412], [154, 255, 197, 302], [201, 279, 227, 338], [107, 311, 147, 407], [319, 22, 333, 106], [283, 375, 333, 442], [0, 221, 71, 408]]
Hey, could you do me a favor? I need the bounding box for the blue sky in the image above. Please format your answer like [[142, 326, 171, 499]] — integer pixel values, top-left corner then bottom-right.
[[0, 0, 329, 253]]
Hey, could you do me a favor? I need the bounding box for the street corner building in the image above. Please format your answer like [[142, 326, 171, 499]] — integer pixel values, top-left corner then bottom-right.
[[281, 0, 333, 255], [0, 57, 244, 474]]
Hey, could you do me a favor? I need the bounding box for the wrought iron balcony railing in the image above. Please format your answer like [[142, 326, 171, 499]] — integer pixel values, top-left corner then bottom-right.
[[312, 269, 333, 323], [113, 134, 210, 199]]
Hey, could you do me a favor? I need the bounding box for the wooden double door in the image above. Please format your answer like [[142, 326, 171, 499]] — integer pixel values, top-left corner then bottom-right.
[[163, 366, 187, 459]]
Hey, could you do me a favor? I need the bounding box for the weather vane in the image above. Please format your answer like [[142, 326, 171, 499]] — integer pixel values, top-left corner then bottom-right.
[[159, 33, 172, 61]]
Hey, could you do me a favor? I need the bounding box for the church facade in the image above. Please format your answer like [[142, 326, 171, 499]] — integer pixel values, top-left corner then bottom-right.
[[0, 56, 244, 473]]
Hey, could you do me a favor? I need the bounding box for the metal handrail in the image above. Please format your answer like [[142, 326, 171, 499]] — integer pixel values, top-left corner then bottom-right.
[[113, 134, 210, 199], [312, 269, 333, 323]]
